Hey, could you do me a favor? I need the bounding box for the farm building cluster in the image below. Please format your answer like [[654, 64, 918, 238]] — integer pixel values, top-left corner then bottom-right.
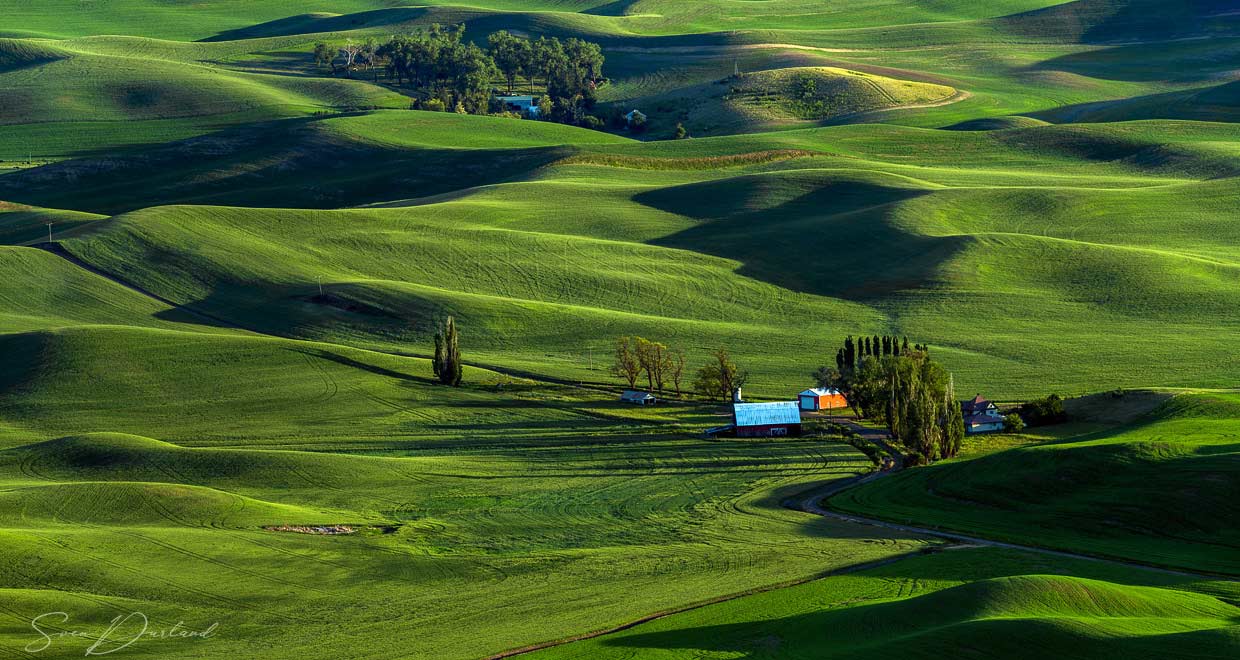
[[621, 386, 1006, 437]]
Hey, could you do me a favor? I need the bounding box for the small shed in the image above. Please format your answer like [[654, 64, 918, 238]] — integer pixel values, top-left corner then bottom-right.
[[733, 402, 802, 438], [620, 390, 656, 406], [624, 109, 646, 125], [798, 388, 848, 412]]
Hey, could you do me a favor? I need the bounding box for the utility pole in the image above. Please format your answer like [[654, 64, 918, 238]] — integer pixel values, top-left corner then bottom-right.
[[46, 222, 53, 243], [316, 276, 324, 296]]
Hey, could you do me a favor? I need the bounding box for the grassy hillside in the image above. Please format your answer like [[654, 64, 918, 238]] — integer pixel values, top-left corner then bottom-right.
[[0, 1, 408, 40], [997, 0, 1240, 43], [532, 547, 1240, 660], [606, 65, 958, 138], [0, 384, 931, 658], [1037, 80, 1240, 124], [0, 111, 618, 211], [830, 392, 1240, 575], [0, 246, 207, 333], [0, 1, 1074, 40], [0, 36, 408, 159], [5, 113, 1231, 399], [0, 202, 102, 244], [3, 1, 1240, 658], [0, 325, 730, 450]]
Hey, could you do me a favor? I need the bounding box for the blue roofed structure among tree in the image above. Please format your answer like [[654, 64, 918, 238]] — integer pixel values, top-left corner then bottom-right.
[[733, 402, 802, 438], [495, 95, 541, 118]]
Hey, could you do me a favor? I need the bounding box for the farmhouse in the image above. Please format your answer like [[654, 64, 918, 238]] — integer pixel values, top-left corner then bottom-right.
[[962, 394, 1004, 434], [620, 390, 656, 405], [495, 94, 541, 118], [798, 387, 848, 412], [733, 401, 802, 438]]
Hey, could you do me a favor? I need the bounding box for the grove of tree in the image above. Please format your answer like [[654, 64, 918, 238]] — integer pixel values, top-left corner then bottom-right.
[[814, 337, 964, 464], [314, 26, 605, 126]]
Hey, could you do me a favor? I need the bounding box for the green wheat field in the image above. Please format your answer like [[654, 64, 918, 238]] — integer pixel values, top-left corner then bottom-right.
[[0, 1, 1237, 658]]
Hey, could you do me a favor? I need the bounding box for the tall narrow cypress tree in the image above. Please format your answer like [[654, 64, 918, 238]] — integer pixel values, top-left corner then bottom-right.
[[836, 349, 845, 371], [941, 374, 964, 459], [433, 316, 463, 386]]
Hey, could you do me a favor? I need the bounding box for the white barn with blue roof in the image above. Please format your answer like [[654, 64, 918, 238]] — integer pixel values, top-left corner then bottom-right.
[[733, 402, 802, 438]]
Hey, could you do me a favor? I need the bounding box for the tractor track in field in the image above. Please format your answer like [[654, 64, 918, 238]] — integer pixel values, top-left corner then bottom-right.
[[34, 240, 634, 395], [480, 547, 939, 660], [487, 416, 1233, 658]]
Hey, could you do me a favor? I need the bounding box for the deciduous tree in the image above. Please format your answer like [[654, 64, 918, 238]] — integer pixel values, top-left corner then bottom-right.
[[670, 349, 686, 398], [488, 31, 529, 95], [612, 336, 642, 389], [693, 348, 747, 402]]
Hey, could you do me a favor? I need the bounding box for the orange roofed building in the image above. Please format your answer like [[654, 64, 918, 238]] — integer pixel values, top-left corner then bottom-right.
[[798, 388, 848, 412]]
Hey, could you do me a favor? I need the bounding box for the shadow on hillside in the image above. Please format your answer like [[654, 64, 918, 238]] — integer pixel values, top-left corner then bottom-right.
[[995, 0, 1240, 44], [205, 8, 433, 41], [990, 124, 1240, 178], [293, 348, 433, 385], [599, 570, 1234, 658], [582, 0, 643, 16], [1033, 41, 1240, 83], [1028, 82, 1240, 125], [637, 174, 962, 300], [0, 116, 571, 214]]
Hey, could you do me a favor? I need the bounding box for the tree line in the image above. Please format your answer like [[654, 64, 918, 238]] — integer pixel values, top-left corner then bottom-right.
[[814, 336, 964, 465], [828, 334, 923, 373], [612, 339, 752, 403], [313, 26, 605, 126], [612, 337, 687, 397]]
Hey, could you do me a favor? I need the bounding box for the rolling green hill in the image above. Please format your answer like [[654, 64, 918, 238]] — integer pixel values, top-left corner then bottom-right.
[[1, 113, 1230, 398], [0, 246, 206, 333], [2, 1, 1239, 658], [604, 65, 959, 138], [0, 36, 408, 159], [0, 386, 930, 657], [531, 547, 1240, 660], [997, 0, 1240, 44], [830, 392, 1240, 575]]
